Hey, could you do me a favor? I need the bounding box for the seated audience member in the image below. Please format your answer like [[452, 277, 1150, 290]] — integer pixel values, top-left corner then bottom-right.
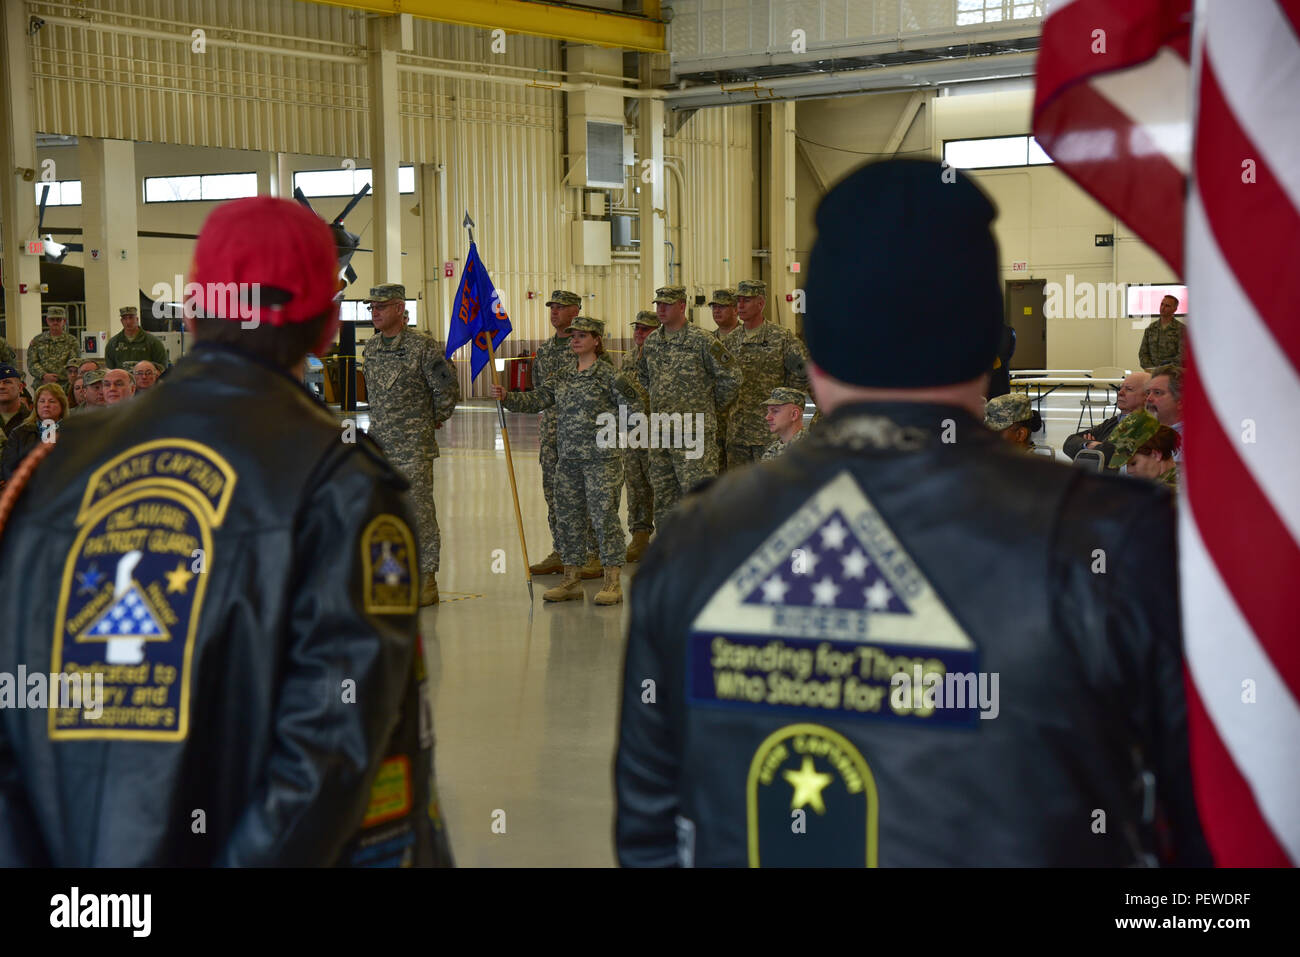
[[69, 374, 85, 410], [80, 368, 108, 409], [1, 383, 67, 483], [19, 386, 33, 413], [132, 359, 162, 392], [1145, 365, 1184, 461], [1, 364, 26, 441], [102, 368, 136, 405], [78, 358, 104, 377], [1126, 426, 1181, 490], [984, 392, 1045, 452], [760, 387, 807, 460], [1103, 408, 1162, 473], [1064, 370, 1151, 459]]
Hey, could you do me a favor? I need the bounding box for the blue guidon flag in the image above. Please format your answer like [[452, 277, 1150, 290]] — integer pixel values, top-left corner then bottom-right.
[[445, 241, 512, 381]]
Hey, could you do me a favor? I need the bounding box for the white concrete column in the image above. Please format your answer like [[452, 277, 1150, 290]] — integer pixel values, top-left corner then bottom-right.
[[768, 100, 797, 330], [78, 138, 140, 341], [0, 1, 44, 362], [638, 66, 666, 304], [368, 14, 409, 286]]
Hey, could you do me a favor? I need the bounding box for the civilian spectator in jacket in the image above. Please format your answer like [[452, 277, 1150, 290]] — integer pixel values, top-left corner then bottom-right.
[[1063, 370, 1151, 460], [132, 359, 162, 393], [1145, 365, 1184, 461], [102, 368, 136, 405], [616, 158, 1210, 868], [0, 383, 67, 482], [0, 365, 25, 441]]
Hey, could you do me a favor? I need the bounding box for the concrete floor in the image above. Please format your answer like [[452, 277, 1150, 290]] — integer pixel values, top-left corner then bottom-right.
[[372, 386, 1109, 867]]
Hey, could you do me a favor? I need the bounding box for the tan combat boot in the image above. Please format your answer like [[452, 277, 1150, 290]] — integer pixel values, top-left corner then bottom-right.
[[625, 529, 652, 563], [542, 566, 585, 602], [593, 566, 623, 605], [578, 553, 603, 580], [529, 550, 564, 575], [419, 574, 439, 606]]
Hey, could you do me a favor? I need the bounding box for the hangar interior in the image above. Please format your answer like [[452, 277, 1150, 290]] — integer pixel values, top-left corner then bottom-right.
[[0, 0, 1184, 866]]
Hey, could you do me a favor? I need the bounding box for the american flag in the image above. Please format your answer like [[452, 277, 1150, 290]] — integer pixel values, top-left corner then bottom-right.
[[741, 511, 910, 614], [88, 585, 163, 638], [1034, 0, 1300, 865]]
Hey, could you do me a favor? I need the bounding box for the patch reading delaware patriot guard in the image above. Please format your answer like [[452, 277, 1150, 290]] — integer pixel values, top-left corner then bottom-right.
[[51, 440, 237, 742], [688, 471, 979, 726]]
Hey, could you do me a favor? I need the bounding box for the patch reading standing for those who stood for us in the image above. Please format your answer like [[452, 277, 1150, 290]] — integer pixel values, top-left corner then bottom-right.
[[685, 470, 979, 866], [50, 440, 236, 741]]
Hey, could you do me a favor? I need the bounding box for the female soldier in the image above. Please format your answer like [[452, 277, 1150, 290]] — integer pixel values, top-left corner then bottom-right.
[[492, 316, 645, 604]]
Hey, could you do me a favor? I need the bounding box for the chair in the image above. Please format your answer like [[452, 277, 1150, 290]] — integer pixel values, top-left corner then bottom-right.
[[1078, 365, 1125, 430]]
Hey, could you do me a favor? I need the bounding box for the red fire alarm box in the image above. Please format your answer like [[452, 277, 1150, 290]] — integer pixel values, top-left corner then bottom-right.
[[444, 261, 454, 278]]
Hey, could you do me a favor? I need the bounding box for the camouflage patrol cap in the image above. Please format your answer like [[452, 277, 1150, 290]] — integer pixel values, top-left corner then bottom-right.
[[82, 368, 107, 386], [632, 310, 660, 328], [984, 393, 1033, 431], [119, 305, 139, 317], [653, 285, 687, 304], [708, 289, 737, 306], [1106, 409, 1162, 468], [763, 387, 806, 407], [65, 359, 82, 371], [737, 280, 767, 297], [366, 283, 406, 303], [569, 316, 606, 336], [45, 306, 67, 320], [546, 290, 582, 307]]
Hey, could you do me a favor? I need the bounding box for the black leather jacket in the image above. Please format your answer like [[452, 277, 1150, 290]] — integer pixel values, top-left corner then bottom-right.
[[0, 344, 452, 866], [616, 402, 1210, 867]]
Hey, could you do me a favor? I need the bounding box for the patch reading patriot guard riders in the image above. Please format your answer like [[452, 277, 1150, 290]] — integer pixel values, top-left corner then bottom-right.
[[748, 723, 878, 867], [687, 471, 978, 726], [361, 515, 418, 614], [50, 441, 236, 741]]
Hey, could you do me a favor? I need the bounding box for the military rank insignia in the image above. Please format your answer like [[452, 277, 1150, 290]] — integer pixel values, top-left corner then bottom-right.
[[50, 440, 236, 741], [361, 515, 417, 614]]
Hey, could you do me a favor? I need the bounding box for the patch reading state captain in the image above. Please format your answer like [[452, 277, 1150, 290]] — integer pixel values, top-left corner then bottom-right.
[[51, 440, 236, 741], [687, 470, 979, 726]]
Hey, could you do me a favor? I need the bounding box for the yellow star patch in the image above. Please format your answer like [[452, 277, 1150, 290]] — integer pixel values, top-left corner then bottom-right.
[[783, 755, 833, 815], [165, 561, 194, 594]]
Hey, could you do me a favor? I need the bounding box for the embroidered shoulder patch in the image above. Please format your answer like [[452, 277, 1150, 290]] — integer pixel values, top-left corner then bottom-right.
[[51, 440, 237, 741], [361, 514, 418, 614], [687, 470, 979, 727]]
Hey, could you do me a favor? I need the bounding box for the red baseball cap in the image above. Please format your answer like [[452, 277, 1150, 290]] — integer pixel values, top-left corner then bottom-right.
[[189, 196, 340, 328]]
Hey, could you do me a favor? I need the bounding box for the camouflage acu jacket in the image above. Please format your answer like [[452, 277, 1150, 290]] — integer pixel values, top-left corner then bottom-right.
[[723, 320, 811, 446], [504, 359, 645, 461], [362, 328, 460, 458], [636, 323, 741, 441], [26, 332, 80, 388]]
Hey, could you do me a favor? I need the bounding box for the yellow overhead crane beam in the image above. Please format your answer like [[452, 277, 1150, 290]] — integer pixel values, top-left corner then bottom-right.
[[311, 0, 666, 52]]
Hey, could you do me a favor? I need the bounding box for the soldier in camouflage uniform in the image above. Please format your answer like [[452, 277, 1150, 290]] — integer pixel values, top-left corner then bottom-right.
[[492, 316, 646, 604], [26, 306, 80, 394], [707, 288, 739, 472], [759, 387, 808, 460], [362, 283, 461, 605], [105, 305, 170, 371], [1137, 295, 1186, 370], [636, 285, 741, 519], [0, 337, 14, 367], [723, 279, 812, 467], [623, 311, 659, 561], [528, 289, 605, 579]]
